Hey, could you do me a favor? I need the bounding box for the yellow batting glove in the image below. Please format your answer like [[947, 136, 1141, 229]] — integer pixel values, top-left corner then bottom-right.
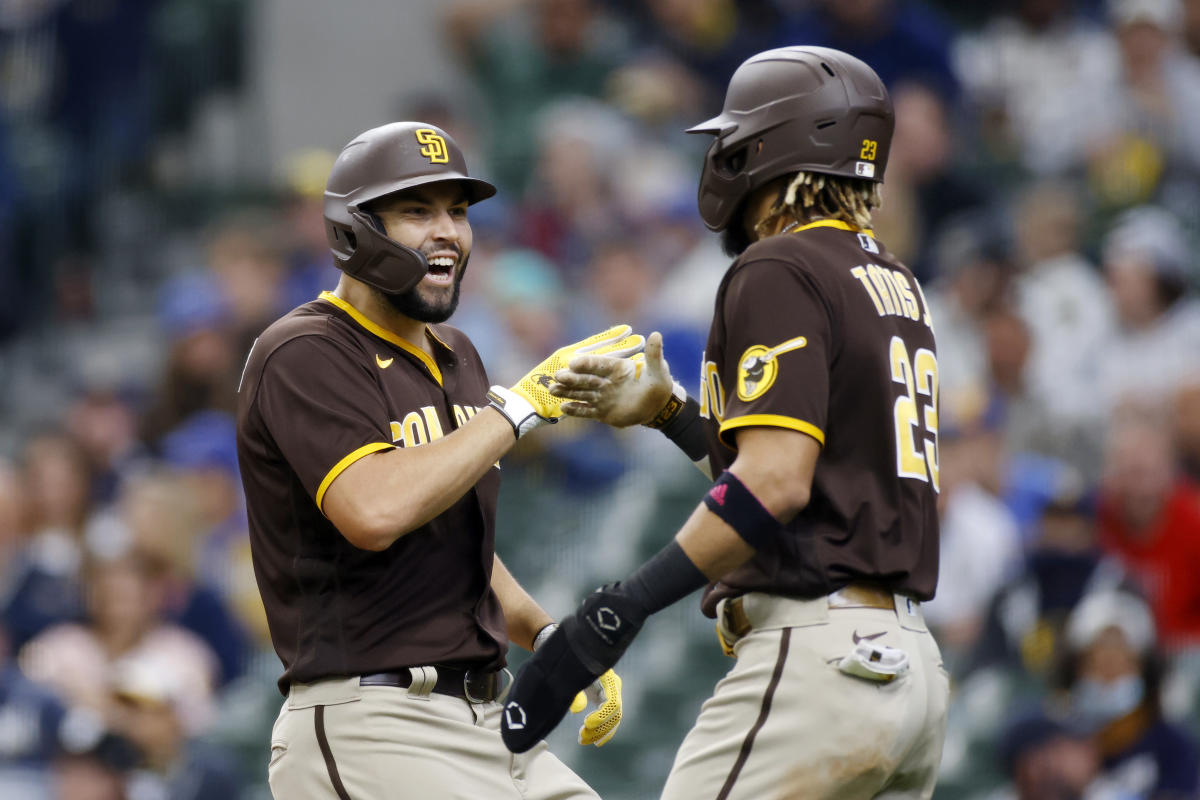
[[488, 325, 645, 438], [571, 669, 623, 747]]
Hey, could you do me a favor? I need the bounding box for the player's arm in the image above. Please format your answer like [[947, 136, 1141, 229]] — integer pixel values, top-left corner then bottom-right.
[[324, 411, 515, 551], [490, 554, 553, 651], [323, 326, 643, 551], [501, 424, 818, 752], [551, 332, 713, 477]]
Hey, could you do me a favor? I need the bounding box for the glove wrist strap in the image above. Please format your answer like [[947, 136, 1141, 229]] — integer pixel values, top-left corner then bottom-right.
[[487, 385, 548, 439], [532, 623, 557, 652]]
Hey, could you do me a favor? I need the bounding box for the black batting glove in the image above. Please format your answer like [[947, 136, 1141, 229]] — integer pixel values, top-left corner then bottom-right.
[[501, 584, 647, 753]]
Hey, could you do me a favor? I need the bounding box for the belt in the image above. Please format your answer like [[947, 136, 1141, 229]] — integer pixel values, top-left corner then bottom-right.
[[723, 583, 901, 639], [359, 666, 512, 703]]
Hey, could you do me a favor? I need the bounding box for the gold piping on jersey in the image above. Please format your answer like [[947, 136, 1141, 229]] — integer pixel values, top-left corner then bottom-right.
[[719, 414, 825, 449], [319, 291, 447, 386], [315, 442, 395, 512], [790, 219, 876, 238]]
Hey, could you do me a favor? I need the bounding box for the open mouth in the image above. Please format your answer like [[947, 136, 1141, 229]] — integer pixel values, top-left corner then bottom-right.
[[425, 254, 457, 285]]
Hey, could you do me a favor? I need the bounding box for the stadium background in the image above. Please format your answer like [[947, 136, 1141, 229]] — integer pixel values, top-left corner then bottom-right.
[[0, 0, 1199, 798]]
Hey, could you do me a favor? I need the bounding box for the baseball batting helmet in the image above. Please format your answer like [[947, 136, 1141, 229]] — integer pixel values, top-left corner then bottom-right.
[[324, 121, 496, 295], [687, 47, 893, 232]]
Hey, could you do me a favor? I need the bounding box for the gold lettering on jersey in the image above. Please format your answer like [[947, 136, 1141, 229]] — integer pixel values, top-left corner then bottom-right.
[[451, 404, 483, 428], [889, 337, 940, 492], [736, 336, 808, 401], [699, 358, 725, 422], [851, 265, 931, 327], [390, 405, 449, 447], [415, 128, 450, 164]]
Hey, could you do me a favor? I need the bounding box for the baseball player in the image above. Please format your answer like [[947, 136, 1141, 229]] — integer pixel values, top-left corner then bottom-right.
[[235, 121, 634, 800], [501, 48, 950, 800]]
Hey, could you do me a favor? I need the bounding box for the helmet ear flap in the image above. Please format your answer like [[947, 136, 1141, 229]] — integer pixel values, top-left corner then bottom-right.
[[334, 210, 430, 296]]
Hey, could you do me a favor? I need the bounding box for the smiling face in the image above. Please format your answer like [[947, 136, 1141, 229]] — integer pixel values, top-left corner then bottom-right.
[[369, 182, 473, 323]]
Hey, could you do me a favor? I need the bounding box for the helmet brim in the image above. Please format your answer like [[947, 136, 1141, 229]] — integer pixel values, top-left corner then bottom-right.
[[686, 116, 738, 137], [352, 173, 497, 209]]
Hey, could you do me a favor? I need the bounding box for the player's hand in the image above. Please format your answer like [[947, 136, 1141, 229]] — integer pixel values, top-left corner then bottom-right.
[[488, 325, 644, 438], [550, 331, 675, 428], [570, 669, 622, 747], [501, 586, 647, 753]]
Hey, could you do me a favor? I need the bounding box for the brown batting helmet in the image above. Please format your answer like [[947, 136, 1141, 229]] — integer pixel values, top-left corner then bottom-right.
[[687, 47, 893, 232], [324, 122, 496, 295]]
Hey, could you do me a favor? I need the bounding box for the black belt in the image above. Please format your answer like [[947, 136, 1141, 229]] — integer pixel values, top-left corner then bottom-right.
[[359, 667, 511, 703]]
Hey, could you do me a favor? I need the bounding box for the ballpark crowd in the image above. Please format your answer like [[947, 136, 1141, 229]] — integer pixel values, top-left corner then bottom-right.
[[1, 0, 1199, 798]]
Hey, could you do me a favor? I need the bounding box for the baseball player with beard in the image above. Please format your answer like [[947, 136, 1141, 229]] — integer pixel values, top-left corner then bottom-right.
[[236, 121, 634, 800], [501, 48, 951, 800]]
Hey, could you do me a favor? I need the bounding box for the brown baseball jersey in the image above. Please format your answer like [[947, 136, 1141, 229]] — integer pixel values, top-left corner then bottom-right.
[[236, 291, 506, 693], [698, 220, 940, 616]]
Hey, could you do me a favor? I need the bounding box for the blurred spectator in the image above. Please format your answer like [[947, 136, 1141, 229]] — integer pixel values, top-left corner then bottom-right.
[[517, 99, 638, 271], [777, 0, 959, 98], [1012, 181, 1114, 475], [991, 710, 1122, 800], [1096, 206, 1200, 413], [107, 655, 241, 800], [1054, 590, 1200, 798], [139, 274, 237, 447], [0, 455, 30, 564], [443, 0, 627, 193], [955, 0, 1118, 173], [871, 80, 986, 280], [64, 388, 142, 506], [968, 476, 1128, 683], [53, 0, 157, 255], [278, 149, 342, 310], [52, 751, 127, 800], [925, 211, 1016, 409], [1186, 0, 1200, 54], [1083, 0, 1200, 212], [605, 0, 779, 120], [982, 307, 1046, 455], [205, 213, 288, 361], [19, 551, 219, 736], [0, 621, 67, 797], [1173, 380, 1200, 481], [2, 433, 93, 652], [120, 465, 250, 683], [1096, 413, 1200, 650], [925, 400, 1022, 667]]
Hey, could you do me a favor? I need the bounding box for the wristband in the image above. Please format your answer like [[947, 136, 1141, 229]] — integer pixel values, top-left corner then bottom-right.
[[702, 471, 780, 551], [658, 396, 707, 463], [533, 623, 557, 652], [647, 382, 688, 429]]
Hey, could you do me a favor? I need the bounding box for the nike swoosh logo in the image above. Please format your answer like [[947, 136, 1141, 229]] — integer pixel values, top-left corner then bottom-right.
[[852, 630, 886, 644], [376, 354, 394, 369]]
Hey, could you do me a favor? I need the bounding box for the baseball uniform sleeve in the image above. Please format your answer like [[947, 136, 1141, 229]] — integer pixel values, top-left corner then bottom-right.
[[255, 335, 396, 511], [717, 258, 834, 449]]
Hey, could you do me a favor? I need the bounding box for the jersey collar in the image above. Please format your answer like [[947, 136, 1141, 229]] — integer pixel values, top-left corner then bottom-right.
[[790, 219, 876, 238], [318, 290, 447, 386]]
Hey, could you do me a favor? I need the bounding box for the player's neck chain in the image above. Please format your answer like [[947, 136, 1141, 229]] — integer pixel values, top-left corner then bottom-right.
[[780, 220, 802, 235]]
